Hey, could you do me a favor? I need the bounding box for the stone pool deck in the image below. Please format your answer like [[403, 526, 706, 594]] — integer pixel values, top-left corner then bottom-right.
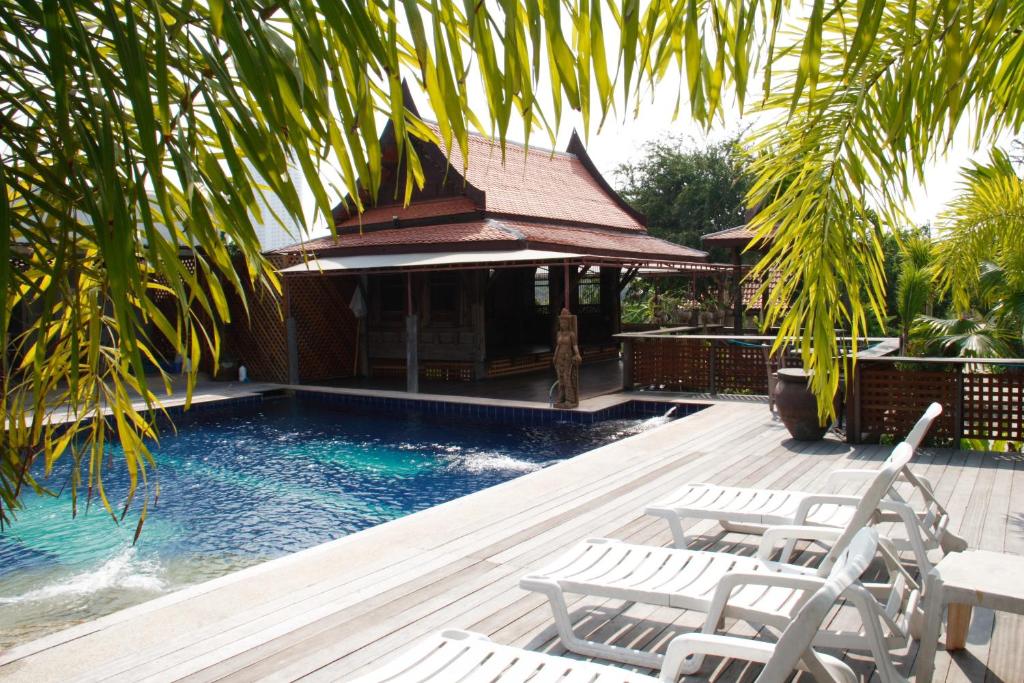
[[1, 396, 1022, 682]]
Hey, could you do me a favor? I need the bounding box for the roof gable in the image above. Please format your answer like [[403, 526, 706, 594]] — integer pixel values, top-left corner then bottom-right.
[[331, 110, 646, 234], [438, 127, 645, 231]]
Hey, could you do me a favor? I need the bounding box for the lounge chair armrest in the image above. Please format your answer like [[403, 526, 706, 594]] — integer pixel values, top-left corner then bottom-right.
[[660, 633, 856, 683], [707, 571, 826, 615], [660, 633, 776, 681], [791, 493, 867, 524], [758, 525, 844, 560]]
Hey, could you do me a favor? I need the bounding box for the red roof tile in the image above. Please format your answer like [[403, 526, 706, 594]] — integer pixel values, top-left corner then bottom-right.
[[273, 218, 705, 262], [503, 221, 706, 261], [701, 224, 773, 248], [274, 221, 516, 256], [335, 196, 479, 229], [434, 127, 645, 232]]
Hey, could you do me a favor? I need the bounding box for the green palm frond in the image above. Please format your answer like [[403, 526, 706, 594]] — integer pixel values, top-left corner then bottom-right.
[[914, 313, 1014, 358], [979, 260, 1024, 346], [932, 151, 1024, 313], [5, 0, 1024, 520]]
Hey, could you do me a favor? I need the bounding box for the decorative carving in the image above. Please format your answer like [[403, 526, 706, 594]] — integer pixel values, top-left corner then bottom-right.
[[553, 308, 582, 409]]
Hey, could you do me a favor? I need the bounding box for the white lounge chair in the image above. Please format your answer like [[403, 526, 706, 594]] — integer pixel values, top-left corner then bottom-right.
[[520, 444, 917, 681], [354, 529, 881, 683], [647, 402, 965, 575]]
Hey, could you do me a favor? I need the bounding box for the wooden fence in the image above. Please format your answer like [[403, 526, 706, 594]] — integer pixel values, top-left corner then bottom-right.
[[618, 333, 807, 395], [847, 357, 1024, 446], [620, 330, 1022, 447]]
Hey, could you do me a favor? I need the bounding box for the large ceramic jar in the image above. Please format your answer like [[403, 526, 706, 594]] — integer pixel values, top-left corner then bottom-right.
[[773, 368, 829, 440]]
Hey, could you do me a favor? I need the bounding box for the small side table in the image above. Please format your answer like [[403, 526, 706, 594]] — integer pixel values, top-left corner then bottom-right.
[[917, 550, 1024, 683]]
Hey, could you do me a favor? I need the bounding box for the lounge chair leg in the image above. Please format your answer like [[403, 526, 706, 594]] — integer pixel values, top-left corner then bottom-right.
[[537, 585, 663, 669], [662, 513, 690, 548], [910, 603, 926, 640], [892, 503, 934, 576], [844, 584, 911, 683]]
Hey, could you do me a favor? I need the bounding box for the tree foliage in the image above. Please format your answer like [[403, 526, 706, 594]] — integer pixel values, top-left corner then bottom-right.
[[615, 137, 751, 253], [0, 0, 659, 523], [904, 152, 1024, 358], [933, 151, 1024, 316], [4, 0, 1024, 522], [895, 233, 934, 352]]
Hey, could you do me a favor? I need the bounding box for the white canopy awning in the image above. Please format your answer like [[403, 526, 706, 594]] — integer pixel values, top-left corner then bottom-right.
[[280, 249, 585, 274]]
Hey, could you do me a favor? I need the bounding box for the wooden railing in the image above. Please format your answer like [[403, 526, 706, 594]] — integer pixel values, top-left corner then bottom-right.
[[846, 356, 1024, 446], [620, 329, 1022, 447]]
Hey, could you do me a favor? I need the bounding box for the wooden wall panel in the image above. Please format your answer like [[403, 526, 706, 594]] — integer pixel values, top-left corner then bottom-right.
[[290, 277, 358, 383], [856, 365, 958, 444], [225, 282, 289, 383]]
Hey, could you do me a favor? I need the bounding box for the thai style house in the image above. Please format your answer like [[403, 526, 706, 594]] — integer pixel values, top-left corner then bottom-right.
[[229, 113, 711, 390]]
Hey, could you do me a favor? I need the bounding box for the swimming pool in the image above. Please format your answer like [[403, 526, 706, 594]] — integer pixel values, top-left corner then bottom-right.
[[0, 393, 688, 648]]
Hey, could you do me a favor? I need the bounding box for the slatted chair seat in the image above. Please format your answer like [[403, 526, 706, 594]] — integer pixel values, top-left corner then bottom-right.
[[646, 403, 965, 576], [650, 484, 857, 527], [525, 537, 815, 617], [520, 445, 917, 681], [357, 529, 885, 683]]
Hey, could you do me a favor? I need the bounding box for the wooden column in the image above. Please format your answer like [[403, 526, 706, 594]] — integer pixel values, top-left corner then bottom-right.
[[283, 277, 299, 385], [405, 272, 419, 393], [732, 248, 743, 334], [471, 270, 486, 379], [357, 275, 370, 377]]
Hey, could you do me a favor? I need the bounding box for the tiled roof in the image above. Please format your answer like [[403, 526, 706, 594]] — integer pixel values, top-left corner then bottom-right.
[[742, 268, 781, 307], [334, 197, 479, 229], [274, 221, 513, 256], [433, 127, 645, 232], [273, 218, 706, 262], [701, 224, 772, 247], [502, 221, 706, 261]]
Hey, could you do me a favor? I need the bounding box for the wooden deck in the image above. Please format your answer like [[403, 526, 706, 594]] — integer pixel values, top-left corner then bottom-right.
[[2, 401, 1022, 682]]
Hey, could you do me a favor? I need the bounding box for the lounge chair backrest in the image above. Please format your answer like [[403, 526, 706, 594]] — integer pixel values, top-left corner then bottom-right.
[[756, 528, 880, 683], [898, 402, 943, 454], [816, 442, 913, 577]]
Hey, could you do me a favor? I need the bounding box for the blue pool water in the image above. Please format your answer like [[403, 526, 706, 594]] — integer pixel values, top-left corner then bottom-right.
[[0, 395, 679, 647]]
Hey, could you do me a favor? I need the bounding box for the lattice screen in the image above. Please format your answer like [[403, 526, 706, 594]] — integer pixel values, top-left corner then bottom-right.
[[714, 343, 769, 394], [631, 338, 712, 391], [289, 276, 358, 382], [857, 365, 958, 444], [226, 282, 289, 383], [963, 370, 1024, 442]]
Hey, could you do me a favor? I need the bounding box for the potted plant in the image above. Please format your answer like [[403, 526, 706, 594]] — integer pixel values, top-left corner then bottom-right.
[[773, 369, 830, 440]]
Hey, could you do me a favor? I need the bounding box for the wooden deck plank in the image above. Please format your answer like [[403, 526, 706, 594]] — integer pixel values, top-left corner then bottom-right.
[[1, 399, 1021, 683]]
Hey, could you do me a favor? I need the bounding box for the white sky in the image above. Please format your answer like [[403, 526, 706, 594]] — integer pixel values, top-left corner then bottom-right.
[[402, 19, 1016, 230], [443, 78, 1001, 228], [289, 12, 1019, 241]]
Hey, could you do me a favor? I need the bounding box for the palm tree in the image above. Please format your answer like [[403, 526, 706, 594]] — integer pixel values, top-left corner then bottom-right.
[[895, 235, 934, 354], [4, 1, 1024, 519]]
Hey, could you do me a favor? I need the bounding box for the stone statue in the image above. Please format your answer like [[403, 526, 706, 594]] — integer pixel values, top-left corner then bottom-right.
[[553, 308, 582, 409]]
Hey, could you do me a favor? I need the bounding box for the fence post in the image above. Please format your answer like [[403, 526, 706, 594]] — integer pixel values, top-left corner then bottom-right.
[[847, 360, 861, 443], [622, 338, 634, 390], [286, 317, 299, 385], [954, 364, 964, 447], [709, 339, 717, 395]]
